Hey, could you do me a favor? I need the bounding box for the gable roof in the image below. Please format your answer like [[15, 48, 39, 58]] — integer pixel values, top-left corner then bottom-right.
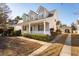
[[36, 6, 49, 14], [50, 9, 57, 14], [28, 10, 38, 16], [22, 6, 57, 21]]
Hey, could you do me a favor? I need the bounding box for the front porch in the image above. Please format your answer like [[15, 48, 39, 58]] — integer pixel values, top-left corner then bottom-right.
[[22, 21, 50, 35]]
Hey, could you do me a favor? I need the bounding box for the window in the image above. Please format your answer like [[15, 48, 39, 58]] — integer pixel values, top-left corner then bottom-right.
[[38, 13, 44, 19], [38, 24, 43, 31], [22, 26, 27, 30], [55, 19, 56, 22], [48, 14, 53, 17]]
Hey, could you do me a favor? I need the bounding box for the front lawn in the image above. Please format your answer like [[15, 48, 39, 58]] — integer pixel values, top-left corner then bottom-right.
[[0, 37, 42, 56], [71, 34, 79, 56]]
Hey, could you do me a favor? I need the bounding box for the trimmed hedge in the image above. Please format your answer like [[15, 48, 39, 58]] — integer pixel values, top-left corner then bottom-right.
[[23, 34, 53, 42]]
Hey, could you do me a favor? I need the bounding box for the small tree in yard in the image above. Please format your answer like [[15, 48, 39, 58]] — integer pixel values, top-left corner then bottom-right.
[[14, 16, 22, 24], [0, 28, 3, 35], [50, 28, 54, 36], [56, 20, 62, 29], [71, 23, 77, 33], [7, 27, 14, 36], [56, 29, 61, 34], [49, 28, 56, 40], [0, 3, 11, 24]]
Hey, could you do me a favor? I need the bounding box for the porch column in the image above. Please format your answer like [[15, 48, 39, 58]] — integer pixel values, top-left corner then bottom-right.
[[29, 23, 31, 33], [44, 21, 46, 34]]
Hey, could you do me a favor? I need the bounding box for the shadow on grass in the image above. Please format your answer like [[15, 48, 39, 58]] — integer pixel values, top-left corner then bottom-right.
[[0, 36, 42, 56], [52, 34, 69, 46], [0, 37, 8, 49], [71, 34, 79, 47]]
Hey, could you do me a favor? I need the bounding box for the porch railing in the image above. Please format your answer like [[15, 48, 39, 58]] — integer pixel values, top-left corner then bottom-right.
[[31, 31, 50, 35]]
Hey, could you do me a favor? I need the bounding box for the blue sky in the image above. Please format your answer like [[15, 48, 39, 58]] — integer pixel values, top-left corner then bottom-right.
[[7, 3, 79, 25]]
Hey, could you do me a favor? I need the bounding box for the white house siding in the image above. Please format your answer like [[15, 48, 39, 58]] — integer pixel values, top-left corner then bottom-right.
[[76, 25, 79, 34], [22, 15, 58, 35], [14, 26, 21, 31], [45, 16, 58, 32]]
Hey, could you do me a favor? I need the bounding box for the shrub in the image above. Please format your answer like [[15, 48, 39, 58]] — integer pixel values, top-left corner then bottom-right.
[[50, 28, 61, 36], [31, 34, 48, 41], [56, 29, 61, 35], [7, 27, 14, 36], [50, 28, 54, 36], [13, 30, 21, 36], [23, 34, 52, 42], [0, 28, 3, 36], [50, 28, 57, 37], [0, 28, 3, 34]]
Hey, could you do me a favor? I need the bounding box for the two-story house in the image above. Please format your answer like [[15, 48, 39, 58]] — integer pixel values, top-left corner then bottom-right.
[[72, 20, 79, 34], [22, 6, 59, 35]]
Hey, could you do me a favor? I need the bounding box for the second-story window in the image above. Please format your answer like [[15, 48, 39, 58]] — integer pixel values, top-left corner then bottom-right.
[[55, 19, 56, 22], [38, 24, 44, 31], [38, 13, 44, 19]]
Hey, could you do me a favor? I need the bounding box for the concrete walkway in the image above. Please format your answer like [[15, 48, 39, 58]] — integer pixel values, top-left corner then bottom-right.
[[29, 43, 53, 56], [59, 34, 71, 56]]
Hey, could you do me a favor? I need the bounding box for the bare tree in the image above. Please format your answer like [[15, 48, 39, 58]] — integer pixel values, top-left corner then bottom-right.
[[0, 3, 11, 25], [71, 23, 77, 30], [56, 20, 62, 29], [14, 16, 22, 23]]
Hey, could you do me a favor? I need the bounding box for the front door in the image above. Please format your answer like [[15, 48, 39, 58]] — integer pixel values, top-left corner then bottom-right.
[[31, 26, 32, 31]]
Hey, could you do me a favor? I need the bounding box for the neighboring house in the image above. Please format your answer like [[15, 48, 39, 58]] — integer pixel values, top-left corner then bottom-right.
[[60, 25, 71, 33], [13, 20, 23, 31], [72, 20, 79, 34], [9, 20, 23, 31], [22, 6, 59, 35]]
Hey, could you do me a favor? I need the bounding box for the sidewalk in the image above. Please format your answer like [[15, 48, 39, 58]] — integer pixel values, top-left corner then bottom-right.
[[59, 34, 71, 56]]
